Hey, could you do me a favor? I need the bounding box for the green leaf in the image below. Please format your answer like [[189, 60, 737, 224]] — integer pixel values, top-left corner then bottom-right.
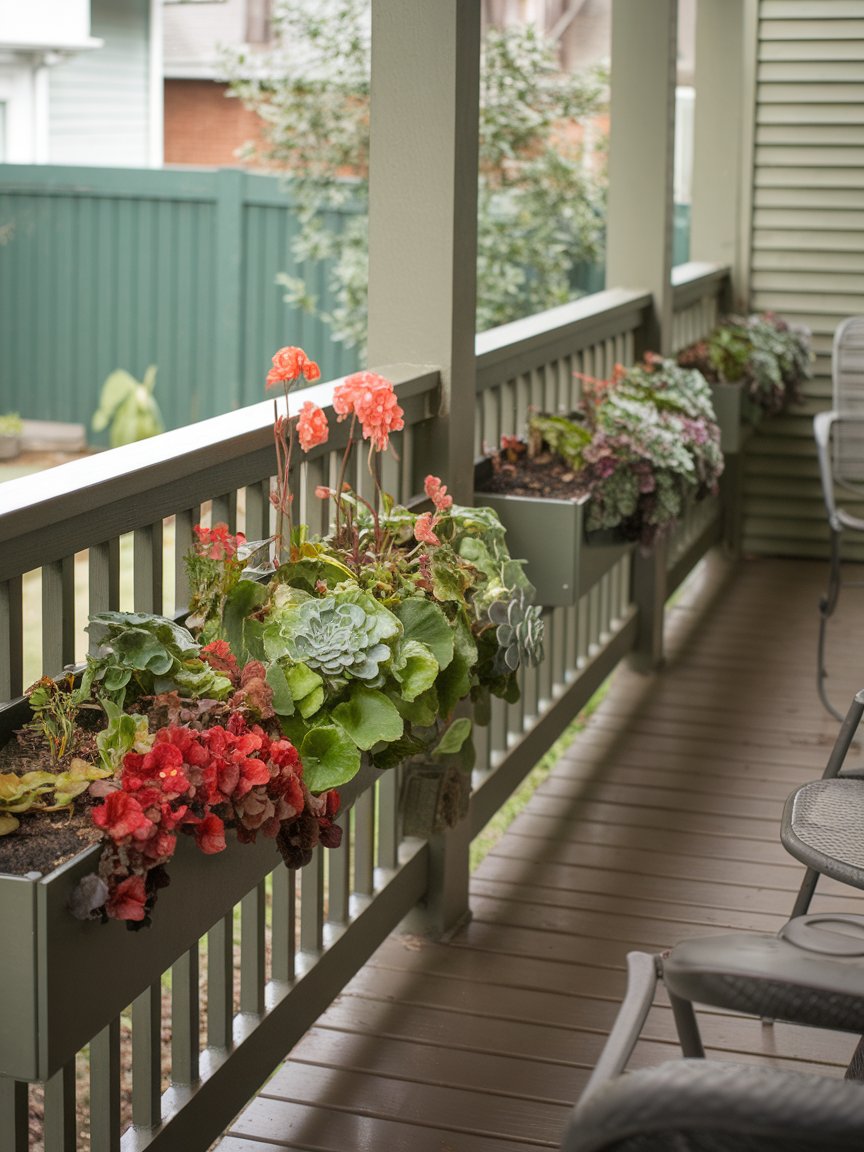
[[331, 686, 403, 751], [432, 716, 472, 757], [395, 598, 454, 670], [393, 686, 439, 728], [222, 579, 269, 663], [286, 662, 324, 702], [435, 649, 471, 718], [392, 639, 439, 702], [297, 683, 325, 719], [266, 662, 295, 716], [300, 724, 361, 791], [430, 552, 468, 603]]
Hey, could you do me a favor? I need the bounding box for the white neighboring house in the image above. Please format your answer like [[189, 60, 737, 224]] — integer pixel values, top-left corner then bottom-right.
[[0, 0, 163, 166]]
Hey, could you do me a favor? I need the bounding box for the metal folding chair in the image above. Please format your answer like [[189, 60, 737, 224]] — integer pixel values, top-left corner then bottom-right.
[[561, 940, 864, 1152], [782, 688, 864, 920], [815, 316, 864, 720]]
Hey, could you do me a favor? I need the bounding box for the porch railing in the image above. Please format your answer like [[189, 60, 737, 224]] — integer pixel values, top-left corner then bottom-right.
[[0, 262, 728, 1152]]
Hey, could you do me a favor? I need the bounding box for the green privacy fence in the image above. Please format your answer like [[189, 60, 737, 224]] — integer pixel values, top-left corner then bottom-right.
[[0, 164, 691, 437], [0, 165, 361, 436]]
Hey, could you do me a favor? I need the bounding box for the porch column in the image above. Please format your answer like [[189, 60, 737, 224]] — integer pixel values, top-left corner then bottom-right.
[[606, 0, 678, 357], [607, 0, 678, 670], [690, 0, 754, 310], [366, 1, 481, 937], [366, 0, 480, 506]]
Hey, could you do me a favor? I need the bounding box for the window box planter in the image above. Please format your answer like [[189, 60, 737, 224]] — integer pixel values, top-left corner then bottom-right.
[[709, 380, 746, 454], [474, 490, 634, 608], [0, 699, 377, 1082]]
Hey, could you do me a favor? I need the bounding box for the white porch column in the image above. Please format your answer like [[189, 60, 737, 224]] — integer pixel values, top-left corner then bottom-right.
[[606, 0, 678, 356], [366, 0, 481, 506], [690, 0, 755, 309]]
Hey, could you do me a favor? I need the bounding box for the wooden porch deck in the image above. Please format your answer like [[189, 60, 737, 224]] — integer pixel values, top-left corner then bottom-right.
[[217, 552, 864, 1152]]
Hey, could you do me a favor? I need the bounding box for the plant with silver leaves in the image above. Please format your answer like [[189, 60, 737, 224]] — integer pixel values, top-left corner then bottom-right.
[[266, 590, 400, 688], [489, 589, 545, 672]]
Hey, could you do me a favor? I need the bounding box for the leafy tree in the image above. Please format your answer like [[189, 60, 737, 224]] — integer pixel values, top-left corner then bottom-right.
[[226, 0, 607, 353]]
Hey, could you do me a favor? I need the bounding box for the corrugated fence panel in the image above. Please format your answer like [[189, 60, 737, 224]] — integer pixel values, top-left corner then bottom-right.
[[744, 0, 864, 560], [0, 166, 359, 435]]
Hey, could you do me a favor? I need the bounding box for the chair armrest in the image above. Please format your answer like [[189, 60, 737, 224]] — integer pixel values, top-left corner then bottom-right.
[[813, 409, 839, 525], [580, 951, 658, 1097]]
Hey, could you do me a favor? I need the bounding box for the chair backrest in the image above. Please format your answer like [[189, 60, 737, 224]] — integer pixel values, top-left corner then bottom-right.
[[831, 316, 864, 491]]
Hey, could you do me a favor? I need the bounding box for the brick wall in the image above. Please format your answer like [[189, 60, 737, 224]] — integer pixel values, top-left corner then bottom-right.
[[163, 79, 268, 167]]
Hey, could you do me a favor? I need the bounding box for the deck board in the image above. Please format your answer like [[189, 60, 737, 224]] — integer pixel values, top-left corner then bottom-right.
[[218, 553, 864, 1150]]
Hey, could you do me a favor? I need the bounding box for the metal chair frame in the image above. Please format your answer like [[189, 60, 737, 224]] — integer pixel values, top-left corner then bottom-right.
[[562, 940, 864, 1152], [815, 316, 864, 720]]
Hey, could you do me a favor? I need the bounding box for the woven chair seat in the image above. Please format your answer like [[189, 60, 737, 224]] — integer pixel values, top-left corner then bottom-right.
[[782, 778, 864, 887]]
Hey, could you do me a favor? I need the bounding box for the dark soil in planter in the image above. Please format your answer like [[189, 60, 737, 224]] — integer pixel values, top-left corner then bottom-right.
[[475, 449, 587, 500], [0, 734, 102, 877]]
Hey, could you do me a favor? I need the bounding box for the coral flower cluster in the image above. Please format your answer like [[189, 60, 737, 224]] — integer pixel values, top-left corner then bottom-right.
[[332, 370, 405, 452]]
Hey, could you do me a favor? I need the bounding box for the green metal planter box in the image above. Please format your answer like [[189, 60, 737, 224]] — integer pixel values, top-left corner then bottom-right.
[[0, 701, 377, 1083], [709, 380, 745, 454], [475, 491, 634, 607]]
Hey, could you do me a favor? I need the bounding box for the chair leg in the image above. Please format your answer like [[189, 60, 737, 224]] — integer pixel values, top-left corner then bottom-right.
[[817, 530, 845, 722], [668, 989, 705, 1058], [791, 866, 821, 920]]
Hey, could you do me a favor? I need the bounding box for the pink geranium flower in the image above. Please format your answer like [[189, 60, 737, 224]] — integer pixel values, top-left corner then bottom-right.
[[424, 475, 453, 511], [296, 400, 330, 452], [332, 371, 404, 452], [414, 512, 441, 546], [266, 346, 321, 389]]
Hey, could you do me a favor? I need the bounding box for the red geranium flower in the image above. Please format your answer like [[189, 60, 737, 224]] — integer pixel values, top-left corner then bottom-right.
[[106, 874, 148, 922], [92, 791, 154, 841]]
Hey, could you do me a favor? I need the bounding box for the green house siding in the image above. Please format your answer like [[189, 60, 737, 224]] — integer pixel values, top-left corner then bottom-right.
[[744, 0, 864, 559]]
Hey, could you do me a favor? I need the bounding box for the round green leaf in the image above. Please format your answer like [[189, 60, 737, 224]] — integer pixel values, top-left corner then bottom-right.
[[395, 599, 454, 670], [392, 639, 439, 702], [331, 686, 404, 751], [300, 724, 361, 792]]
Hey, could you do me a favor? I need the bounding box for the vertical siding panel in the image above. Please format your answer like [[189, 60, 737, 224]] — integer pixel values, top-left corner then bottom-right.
[[0, 166, 363, 432], [745, 0, 864, 556]]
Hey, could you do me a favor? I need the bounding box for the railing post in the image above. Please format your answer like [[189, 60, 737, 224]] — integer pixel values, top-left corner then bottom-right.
[[366, 0, 481, 934], [630, 538, 668, 671]]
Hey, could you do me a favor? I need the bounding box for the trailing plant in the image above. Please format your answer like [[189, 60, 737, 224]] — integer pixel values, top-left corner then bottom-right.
[[224, 3, 606, 353], [677, 312, 812, 422]]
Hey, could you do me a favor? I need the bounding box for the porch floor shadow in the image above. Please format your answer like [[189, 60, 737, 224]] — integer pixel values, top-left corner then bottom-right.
[[216, 551, 864, 1152]]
